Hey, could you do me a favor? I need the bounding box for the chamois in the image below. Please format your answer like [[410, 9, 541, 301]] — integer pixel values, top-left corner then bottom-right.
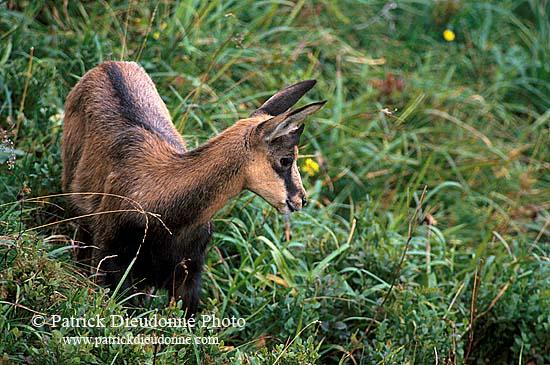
[[62, 61, 325, 314]]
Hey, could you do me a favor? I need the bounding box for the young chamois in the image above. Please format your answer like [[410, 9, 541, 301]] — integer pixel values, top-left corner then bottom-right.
[[62, 61, 325, 314]]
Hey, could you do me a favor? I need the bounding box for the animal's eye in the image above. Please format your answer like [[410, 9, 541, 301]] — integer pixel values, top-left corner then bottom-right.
[[280, 157, 293, 168]]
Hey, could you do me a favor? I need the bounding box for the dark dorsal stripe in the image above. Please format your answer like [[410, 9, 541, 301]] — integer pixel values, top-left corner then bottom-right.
[[104, 62, 184, 150], [104, 62, 154, 132]]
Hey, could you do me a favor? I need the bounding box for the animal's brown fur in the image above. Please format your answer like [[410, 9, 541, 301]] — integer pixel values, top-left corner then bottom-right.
[[62, 61, 324, 314]]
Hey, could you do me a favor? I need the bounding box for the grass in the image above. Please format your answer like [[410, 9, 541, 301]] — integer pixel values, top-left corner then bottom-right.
[[1, 0, 549, 364]]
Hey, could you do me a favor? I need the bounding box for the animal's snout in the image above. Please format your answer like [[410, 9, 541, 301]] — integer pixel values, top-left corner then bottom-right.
[[286, 193, 307, 212]]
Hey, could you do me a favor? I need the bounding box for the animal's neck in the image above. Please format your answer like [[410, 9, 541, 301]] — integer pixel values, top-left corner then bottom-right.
[[158, 125, 250, 228]]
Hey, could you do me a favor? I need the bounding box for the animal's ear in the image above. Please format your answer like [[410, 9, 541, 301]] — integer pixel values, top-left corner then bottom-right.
[[250, 80, 317, 117], [256, 101, 326, 143]]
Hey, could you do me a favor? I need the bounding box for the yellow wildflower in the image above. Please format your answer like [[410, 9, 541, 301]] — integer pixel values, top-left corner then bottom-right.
[[443, 29, 455, 42], [303, 158, 320, 177], [153, 31, 160, 40]]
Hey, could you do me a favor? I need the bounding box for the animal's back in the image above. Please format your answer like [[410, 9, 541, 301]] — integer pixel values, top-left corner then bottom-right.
[[62, 61, 185, 212]]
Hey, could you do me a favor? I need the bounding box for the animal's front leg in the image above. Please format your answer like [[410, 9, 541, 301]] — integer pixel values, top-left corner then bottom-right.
[[90, 215, 139, 296], [172, 258, 204, 317], [91, 233, 132, 294]]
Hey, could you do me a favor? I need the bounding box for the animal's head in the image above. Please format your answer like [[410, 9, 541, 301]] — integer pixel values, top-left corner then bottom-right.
[[244, 80, 325, 214]]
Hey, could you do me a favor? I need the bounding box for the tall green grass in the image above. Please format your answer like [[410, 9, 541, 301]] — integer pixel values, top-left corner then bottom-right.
[[1, 1, 549, 364]]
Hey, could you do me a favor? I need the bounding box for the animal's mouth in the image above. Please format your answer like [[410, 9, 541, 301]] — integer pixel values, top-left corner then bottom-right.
[[285, 199, 299, 213]]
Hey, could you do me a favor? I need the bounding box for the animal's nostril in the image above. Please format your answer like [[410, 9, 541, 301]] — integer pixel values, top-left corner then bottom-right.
[[302, 196, 307, 207]]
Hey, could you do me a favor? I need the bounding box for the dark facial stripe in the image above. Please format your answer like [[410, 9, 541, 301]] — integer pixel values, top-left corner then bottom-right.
[[283, 169, 300, 197], [273, 162, 299, 198]]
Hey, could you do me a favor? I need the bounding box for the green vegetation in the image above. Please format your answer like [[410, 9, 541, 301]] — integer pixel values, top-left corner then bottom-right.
[[1, 0, 549, 363]]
